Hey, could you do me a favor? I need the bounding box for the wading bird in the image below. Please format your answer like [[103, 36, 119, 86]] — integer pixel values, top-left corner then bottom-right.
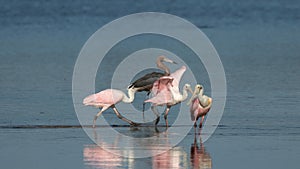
[[187, 84, 212, 128], [145, 66, 193, 126], [128, 55, 176, 112], [83, 88, 139, 128]]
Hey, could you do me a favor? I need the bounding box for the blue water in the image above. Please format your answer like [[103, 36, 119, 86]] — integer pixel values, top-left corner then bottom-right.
[[1, 0, 300, 168]]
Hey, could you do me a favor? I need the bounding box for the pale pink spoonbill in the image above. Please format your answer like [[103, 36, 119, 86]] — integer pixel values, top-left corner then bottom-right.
[[187, 84, 212, 128], [83, 88, 138, 128], [145, 66, 193, 126]]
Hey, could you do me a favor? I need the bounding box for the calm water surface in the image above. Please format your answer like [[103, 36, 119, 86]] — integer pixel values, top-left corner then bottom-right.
[[0, 0, 300, 168]]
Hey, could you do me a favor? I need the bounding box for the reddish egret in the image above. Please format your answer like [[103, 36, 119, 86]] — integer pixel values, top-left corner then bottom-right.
[[145, 66, 193, 126], [128, 55, 176, 112], [187, 84, 212, 128], [83, 88, 139, 128]]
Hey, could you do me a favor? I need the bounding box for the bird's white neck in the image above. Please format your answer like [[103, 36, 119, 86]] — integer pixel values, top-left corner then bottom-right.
[[172, 86, 190, 103], [122, 88, 136, 103], [181, 87, 189, 101], [199, 88, 204, 96]]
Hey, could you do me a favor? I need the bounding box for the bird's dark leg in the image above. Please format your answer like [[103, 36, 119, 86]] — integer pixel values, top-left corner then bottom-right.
[[151, 106, 160, 125], [193, 127, 197, 144], [93, 107, 110, 128], [142, 108, 145, 122], [155, 125, 160, 133], [194, 116, 200, 128], [142, 102, 146, 113], [93, 107, 108, 128], [142, 102, 146, 122], [199, 116, 205, 128], [93, 128, 98, 142], [142, 91, 151, 121], [164, 106, 171, 127], [111, 106, 139, 126]]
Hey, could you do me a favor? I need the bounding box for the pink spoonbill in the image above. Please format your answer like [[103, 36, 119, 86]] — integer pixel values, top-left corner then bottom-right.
[[187, 84, 212, 128], [83, 88, 139, 128], [145, 66, 193, 126]]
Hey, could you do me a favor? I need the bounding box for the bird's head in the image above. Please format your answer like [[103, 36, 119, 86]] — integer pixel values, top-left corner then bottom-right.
[[184, 84, 193, 94], [194, 84, 203, 93], [158, 55, 177, 64], [127, 86, 137, 93], [187, 84, 203, 106]]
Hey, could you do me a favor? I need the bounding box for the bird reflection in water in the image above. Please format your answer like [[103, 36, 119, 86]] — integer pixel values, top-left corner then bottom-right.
[[152, 146, 188, 169], [84, 145, 124, 169], [83, 129, 133, 168], [83, 126, 212, 168], [190, 129, 212, 169]]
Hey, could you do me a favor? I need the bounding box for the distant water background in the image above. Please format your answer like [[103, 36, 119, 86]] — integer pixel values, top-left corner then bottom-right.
[[0, 0, 300, 169]]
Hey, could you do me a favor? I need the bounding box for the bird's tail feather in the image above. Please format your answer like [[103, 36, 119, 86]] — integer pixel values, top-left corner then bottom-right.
[[83, 94, 96, 105]]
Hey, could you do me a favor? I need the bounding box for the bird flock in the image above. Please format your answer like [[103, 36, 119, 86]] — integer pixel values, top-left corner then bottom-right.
[[83, 56, 212, 128]]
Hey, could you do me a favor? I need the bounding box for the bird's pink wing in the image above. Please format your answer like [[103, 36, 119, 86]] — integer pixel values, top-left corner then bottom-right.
[[145, 76, 174, 105], [170, 66, 186, 88], [151, 76, 173, 94]]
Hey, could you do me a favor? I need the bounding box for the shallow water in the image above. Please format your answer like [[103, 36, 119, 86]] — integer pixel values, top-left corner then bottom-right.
[[1, 0, 300, 168], [1, 126, 299, 169]]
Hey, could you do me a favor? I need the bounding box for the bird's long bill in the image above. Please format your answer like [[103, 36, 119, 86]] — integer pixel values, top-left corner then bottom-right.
[[187, 86, 193, 94], [163, 58, 177, 64], [187, 90, 198, 106]]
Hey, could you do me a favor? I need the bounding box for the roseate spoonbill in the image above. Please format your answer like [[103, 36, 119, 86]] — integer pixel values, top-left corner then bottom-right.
[[187, 84, 212, 128], [128, 55, 176, 112], [83, 88, 139, 128], [145, 66, 193, 126]]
